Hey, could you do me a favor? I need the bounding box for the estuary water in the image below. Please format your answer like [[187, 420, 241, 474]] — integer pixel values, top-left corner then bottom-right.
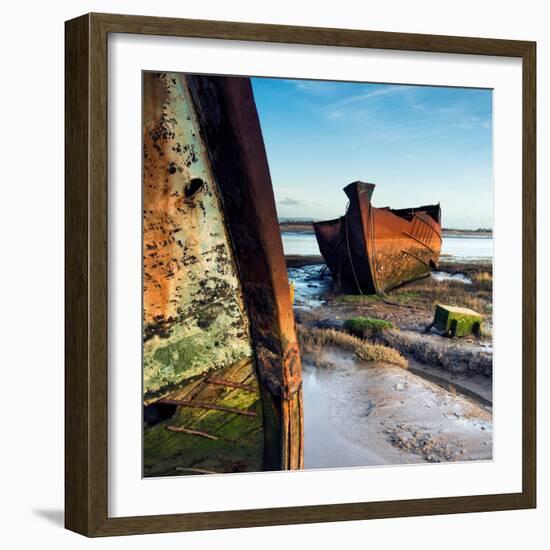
[[281, 231, 493, 262]]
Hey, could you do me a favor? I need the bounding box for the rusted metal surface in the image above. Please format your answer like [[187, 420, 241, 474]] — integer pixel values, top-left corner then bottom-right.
[[143, 72, 303, 474], [187, 75, 303, 470], [314, 181, 441, 295], [143, 72, 253, 403]]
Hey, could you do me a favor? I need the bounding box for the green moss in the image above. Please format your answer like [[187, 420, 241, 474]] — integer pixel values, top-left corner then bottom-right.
[[344, 316, 394, 336], [144, 357, 265, 476], [143, 398, 264, 476], [143, 323, 251, 402]]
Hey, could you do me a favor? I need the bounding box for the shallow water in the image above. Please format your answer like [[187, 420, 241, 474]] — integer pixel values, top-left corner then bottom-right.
[[430, 271, 472, 284], [287, 264, 332, 308], [281, 231, 493, 261]]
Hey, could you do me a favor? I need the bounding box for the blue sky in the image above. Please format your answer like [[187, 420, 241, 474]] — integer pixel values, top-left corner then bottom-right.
[[251, 77, 493, 230]]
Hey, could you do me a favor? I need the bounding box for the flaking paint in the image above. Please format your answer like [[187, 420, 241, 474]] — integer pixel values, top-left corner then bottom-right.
[[143, 73, 253, 403]]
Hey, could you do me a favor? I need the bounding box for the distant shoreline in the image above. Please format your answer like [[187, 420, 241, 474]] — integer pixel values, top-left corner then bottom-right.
[[279, 221, 492, 238], [284, 254, 492, 270]]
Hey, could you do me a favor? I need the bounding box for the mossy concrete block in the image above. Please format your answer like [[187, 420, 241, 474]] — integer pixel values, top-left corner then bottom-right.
[[433, 304, 483, 337]]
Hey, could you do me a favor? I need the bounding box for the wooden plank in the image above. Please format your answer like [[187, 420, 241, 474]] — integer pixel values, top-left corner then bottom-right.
[[165, 426, 219, 440], [159, 399, 259, 417]]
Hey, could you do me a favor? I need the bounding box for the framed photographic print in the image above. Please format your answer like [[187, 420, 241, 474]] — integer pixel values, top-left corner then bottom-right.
[[65, 13, 536, 536]]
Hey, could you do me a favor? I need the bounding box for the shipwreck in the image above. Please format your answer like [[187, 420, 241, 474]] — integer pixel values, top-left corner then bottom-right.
[[142, 73, 303, 476], [313, 181, 442, 295]]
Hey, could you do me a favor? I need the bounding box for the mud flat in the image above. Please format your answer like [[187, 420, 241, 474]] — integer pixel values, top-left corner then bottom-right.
[[302, 347, 492, 469], [288, 257, 493, 467]]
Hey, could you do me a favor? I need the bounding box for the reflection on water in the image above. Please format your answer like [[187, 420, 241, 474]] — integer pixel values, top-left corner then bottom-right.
[[281, 231, 493, 261]]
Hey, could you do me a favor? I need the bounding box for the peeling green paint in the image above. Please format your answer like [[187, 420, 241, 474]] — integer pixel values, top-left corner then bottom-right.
[[143, 73, 253, 403]]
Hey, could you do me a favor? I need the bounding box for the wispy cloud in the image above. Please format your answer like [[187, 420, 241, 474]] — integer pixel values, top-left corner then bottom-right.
[[318, 85, 430, 136], [292, 80, 344, 95], [328, 85, 413, 108], [455, 115, 492, 131], [279, 197, 305, 206], [252, 77, 493, 229]]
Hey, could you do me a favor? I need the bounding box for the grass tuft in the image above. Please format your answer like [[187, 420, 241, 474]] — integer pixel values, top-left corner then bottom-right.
[[344, 316, 394, 336], [297, 325, 407, 369], [392, 278, 492, 314]]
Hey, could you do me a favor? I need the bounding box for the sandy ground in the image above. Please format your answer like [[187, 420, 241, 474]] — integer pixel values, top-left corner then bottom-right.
[[302, 347, 492, 469]]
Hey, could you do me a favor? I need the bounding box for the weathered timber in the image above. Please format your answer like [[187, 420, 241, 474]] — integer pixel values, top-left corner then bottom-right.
[[165, 426, 219, 440], [207, 377, 258, 392], [187, 75, 304, 470], [144, 357, 264, 477], [160, 399, 259, 417]]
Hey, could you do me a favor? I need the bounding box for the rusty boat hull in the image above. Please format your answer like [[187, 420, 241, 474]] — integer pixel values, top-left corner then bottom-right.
[[143, 73, 303, 476], [313, 181, 442, 295]]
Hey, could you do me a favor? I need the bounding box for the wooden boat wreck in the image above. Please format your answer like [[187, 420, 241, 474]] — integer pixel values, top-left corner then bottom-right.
[[313, 181, 442, 295], [143, 73, 303, 477]]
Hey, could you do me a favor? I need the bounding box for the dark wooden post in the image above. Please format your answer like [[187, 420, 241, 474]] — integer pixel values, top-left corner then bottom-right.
[[188, 76, 304, 470]]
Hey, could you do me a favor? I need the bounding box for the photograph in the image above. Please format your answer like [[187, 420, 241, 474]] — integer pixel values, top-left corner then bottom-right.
[[142, 71, 493, 477]]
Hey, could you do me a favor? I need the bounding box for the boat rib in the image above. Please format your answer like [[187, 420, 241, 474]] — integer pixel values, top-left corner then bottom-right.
[[159, 398, 259, 417], [402, 231, 437, 255]]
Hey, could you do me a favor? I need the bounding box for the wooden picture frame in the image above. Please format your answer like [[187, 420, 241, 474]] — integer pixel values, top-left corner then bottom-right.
[[65, 12, 536, 537]]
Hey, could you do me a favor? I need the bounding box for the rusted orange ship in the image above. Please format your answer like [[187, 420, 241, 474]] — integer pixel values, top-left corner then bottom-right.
[[313, 181, 442, 295]]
